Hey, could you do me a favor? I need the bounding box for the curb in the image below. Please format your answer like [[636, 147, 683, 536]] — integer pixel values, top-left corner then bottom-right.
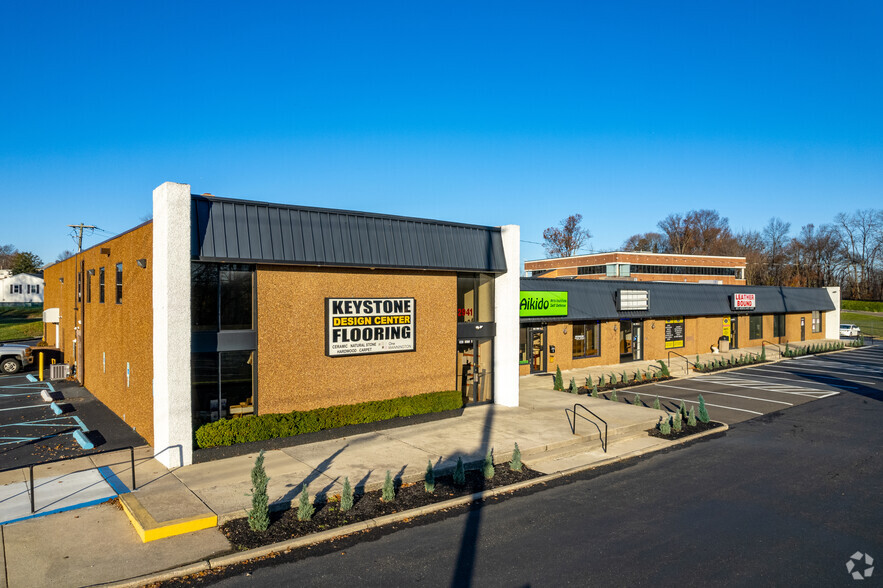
[[105, 423, 728, 587]]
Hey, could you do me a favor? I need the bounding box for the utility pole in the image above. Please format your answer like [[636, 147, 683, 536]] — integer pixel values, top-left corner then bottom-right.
[[69, 224, 96, 386]]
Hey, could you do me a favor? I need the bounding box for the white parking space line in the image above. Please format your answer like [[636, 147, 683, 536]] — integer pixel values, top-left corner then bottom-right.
[[744, 365, 876, 385], [697, 376, 840, 399], [653, 382, 794, 406], [783, 359, 883, 375], [725, 370, 854, 394], [644, 393, 764, 416]]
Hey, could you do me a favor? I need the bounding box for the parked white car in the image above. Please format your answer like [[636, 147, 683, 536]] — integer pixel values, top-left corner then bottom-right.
[[839, 324, 861, 337]]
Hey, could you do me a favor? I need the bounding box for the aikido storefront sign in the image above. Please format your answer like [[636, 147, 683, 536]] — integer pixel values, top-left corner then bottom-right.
[[326, 297, 416, 357]]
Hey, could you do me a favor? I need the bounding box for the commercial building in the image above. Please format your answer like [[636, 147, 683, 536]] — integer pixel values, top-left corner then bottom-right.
[[518, 278, 839, 375], [42, 182, 520, 467], [0, 270, 44, 305], [525, 251, 747, 285]]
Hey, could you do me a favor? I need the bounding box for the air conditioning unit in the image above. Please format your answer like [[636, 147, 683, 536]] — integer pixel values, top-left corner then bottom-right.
[[50, 363, 70, 380]]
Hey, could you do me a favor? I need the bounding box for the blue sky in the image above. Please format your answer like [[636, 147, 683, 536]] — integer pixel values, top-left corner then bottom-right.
[[1, 1, 881, 266]]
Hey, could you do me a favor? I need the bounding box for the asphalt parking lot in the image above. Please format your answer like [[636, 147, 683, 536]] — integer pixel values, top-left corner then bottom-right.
[[0, 371, 147, 470], [604, 344, 883, 424]]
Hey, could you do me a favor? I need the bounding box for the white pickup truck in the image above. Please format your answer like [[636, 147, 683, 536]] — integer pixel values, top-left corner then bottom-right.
[[0, 344, 34, 374]]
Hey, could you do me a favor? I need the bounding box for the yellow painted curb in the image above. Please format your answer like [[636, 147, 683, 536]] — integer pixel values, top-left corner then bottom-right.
[[118, 492, 217, 543]]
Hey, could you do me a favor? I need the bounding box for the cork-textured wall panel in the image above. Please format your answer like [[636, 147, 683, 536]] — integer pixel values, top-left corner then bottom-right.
[[42, 224, 154, 444], [256, 266, 456, 413]]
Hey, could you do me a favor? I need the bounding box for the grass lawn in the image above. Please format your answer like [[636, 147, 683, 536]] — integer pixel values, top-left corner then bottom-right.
[[0, 306, 43, 342], [840, 311, 883, 338]]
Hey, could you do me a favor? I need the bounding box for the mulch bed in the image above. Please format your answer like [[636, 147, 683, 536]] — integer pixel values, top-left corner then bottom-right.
[[649, 420, 723, 441], [222, 464, 544, 550]]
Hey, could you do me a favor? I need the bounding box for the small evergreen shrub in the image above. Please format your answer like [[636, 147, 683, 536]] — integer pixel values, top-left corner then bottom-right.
[[687, 406, 697, 427], [341, 477, 354, 511], [672, 411, 683, 433], [633, 394, 641, 406], [657, 360, 670, 377], [585, 377, 591, 388], [620, 371, 627, 383], [659, 417, 671, 435], [679, 400, 688, 419], [591, 385, 599, 398], [698, 394, 710, 423], [610, 389, 618, 402], [483, 449, 495, 480], [653, 396, 661, 410], [554, 366, 564, 391], [760, 347, 767, 361], [424, 461, 435, 493], [569, 377, 577, 394], [510, 442, 522, 472], [453, 456, 466, 486], [610, 373, 617, 387], [382, 470, 395, 502], [247, 450, 270, 532], [297, 484, 314, 521], [599, 374, 606, 387]]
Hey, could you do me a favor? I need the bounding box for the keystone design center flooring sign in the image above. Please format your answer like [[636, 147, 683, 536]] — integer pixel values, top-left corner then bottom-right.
[[326, 297, 416, 357]]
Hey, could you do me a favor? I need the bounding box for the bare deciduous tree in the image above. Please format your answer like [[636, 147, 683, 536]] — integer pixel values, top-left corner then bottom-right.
[[542, 214, 592, 258]]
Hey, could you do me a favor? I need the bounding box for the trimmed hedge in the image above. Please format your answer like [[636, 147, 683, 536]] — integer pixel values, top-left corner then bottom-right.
[[195, 390, 463, 448]]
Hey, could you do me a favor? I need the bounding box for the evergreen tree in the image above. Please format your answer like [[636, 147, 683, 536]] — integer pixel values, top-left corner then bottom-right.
[[453, 456, 466, 486], [687, 406, 697, 427], [483, 448, 495, 480], [569, 377, 577, 394], [297, 484, 314, 521], [610, 389, 618, 402], [341, 477, 354, 511], [659, 417, 671, 436], [698, 394, 710, 423], [510, 443, 522, 472], [554, 365, 564, 391], [653, 396, 661, 410], [382, 470, 395, 502], [247, 450, 270, 532], [633, 394, 641, 406], [424, 460, 435, 493], [591, 385, 599, 398], [672, 412, 683, 432]]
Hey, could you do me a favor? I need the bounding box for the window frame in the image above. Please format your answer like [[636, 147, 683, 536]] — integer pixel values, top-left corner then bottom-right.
[[749, 315, 763, 340], [98, 267, 105, 303], [115, 262, 123, 304], [811, 311, 821, 333], [572, 321, 601, 359], [773, 314, 785, 337]]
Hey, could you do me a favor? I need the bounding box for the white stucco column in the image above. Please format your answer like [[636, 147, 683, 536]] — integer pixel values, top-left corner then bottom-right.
[[825, 286, 841, 340], [153, 182, 193, 467], [494, 224, 520, 407]]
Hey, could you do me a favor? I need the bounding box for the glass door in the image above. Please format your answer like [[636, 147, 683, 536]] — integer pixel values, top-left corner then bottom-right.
[[620, 320, 643, 362], [530, 327, 546, 373], [457, 339, 494, 404]]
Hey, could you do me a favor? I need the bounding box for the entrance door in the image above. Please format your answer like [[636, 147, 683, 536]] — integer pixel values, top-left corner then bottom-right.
[[529, 327, 546, 373], [619, 321, 643, 362], [800, 317, 806, 341], [457, 339, 494, 404], [726, 316, 739, 349]]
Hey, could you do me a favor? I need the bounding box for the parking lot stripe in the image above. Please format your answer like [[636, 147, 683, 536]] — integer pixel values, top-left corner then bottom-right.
[[710, 371, 856, 391], [699, 375, 842, 396], [653, 382, 794, 406], [643, 393, 764, 415], [743, 365, 875, 385]]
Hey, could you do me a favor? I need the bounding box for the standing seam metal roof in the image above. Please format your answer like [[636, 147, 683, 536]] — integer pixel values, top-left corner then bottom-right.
[[191, 195, 507, 272], [519, 278, 835, 322]]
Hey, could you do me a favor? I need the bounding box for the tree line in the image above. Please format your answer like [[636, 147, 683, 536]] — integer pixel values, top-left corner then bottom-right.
[[619, 209, 883, 300], [0, 245, 43, 275]]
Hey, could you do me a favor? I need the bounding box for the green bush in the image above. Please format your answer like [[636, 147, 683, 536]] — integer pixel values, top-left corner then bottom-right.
[[297, 484, 314, 521], [569, 377, 577, 394], [195, 390, 463, 448], [591, 385, 599, 398], [632, 394, 641, 406], [341, 477, 354, 511], [510, 442, 522, 472], [554, 366, 564, 391], [599, 374, 606, 387], [610, 389, 618, 402], [653, 396, 661, 410], [698, 394, 710, 424], [659, 417, 671, 436], [453, 456, 466, 486], [842, 299, 883, 312], [483, 449, 495, 480], [382, 470, 395, 502], [687, 406, 697, 427], [247, 450, 270, 532], [424, 460, 435, 493], [657, 360, 670, 378], [672, 412, 683, 433]]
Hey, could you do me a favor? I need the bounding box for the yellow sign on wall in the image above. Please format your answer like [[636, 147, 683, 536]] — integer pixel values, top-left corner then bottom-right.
[[722, 317, 731, 339], [664, 318, 685, 349]]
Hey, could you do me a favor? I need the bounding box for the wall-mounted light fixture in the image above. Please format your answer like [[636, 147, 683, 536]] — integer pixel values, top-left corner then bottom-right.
[[613, 324, 617, 332], [563, 327, 567, 334], [136, 259, 147, 268], [651, 322, 656, 329], [59, 277, 64, 284], [87, 269, 95, 276]]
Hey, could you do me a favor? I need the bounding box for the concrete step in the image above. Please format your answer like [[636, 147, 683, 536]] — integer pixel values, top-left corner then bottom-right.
[[523, 426, 653, 466], [527, 435, 668, 475]]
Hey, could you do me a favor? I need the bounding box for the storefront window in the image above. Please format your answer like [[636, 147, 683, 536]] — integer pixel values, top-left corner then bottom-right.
[[519, 327, 528, 362], [457, 273, 495, 323], [191, 262, 254, 331], [812, 311, 821, 333], [572, 322, 600, 358], [749, 315, 763, 340], [773, 314, 785, 337], [192, 350, 254, 424]]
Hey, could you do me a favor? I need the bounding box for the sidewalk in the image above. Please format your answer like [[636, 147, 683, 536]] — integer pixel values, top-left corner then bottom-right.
[[0, 384, 674, 588]]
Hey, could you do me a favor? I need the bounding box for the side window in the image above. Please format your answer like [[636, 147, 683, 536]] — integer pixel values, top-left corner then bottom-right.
[[99, 267, 105, 303], [749, 315, 763, 340], [115, 263, 123, 304]]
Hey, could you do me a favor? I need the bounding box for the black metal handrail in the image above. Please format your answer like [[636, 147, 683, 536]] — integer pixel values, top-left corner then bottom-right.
[[667, 350, 697, 372], [567, 404, 608, 453], [0, 446, 136, 514], [761, 340, 783, 357]]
